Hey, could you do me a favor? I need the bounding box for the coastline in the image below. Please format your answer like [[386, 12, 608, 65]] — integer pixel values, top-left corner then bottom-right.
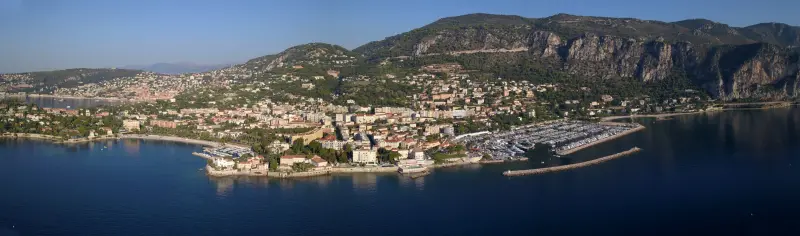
[[599, 112, 705, 122], [600, 102, 797, 122], [0, 133, 248, 148]]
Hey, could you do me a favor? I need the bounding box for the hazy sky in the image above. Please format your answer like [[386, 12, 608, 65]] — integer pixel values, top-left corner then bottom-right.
[[1, 0, 798, 73]]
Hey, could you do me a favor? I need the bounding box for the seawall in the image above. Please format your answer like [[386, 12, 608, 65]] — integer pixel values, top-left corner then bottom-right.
[[268, 170, 331, 178], [504, 147, 642, 177], [330, 166, 399, 173], [205, 165, 269, 177]]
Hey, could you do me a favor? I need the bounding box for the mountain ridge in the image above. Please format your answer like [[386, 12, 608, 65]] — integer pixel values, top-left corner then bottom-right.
[[5, 13, 800, 101], [351, 13, 800, 100]]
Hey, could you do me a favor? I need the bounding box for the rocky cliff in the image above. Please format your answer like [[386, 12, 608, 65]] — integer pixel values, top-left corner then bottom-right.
[[354, 13, 800, 100]]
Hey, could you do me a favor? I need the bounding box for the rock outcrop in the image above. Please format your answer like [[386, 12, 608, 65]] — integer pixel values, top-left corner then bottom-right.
[[354, 13, 800, 100]]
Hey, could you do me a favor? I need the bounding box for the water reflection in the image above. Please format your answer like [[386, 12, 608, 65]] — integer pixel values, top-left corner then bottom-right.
[[209, 176, 235, 197], [351, 173, 378, 191], [207, 174, 336, 196], [397, 174, 425, 190], [123, 139, 141, 156]]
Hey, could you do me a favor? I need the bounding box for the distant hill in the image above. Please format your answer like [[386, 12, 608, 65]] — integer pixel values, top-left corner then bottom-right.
[[0, 68, 143, 93], [122, 62, 232, 74], [241, 43, 360, 72]]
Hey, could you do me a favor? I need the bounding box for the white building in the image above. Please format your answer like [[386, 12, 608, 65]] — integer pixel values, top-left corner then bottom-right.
[[352, 148, 377, 164], [212, 158, 236, 169], [353, 114, 378, 124], [411, 148, 425, 161], [122, 120, 140, 131], [310, 155, 328, 167], [321, 140, 347, 151], [280, 155, 308, 166]]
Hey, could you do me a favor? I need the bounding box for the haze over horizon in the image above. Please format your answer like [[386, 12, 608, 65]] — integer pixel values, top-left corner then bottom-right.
[[1, 0, 798, 73]]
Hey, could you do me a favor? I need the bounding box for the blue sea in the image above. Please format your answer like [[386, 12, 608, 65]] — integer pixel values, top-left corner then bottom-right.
[[2, 108, 800, 235]]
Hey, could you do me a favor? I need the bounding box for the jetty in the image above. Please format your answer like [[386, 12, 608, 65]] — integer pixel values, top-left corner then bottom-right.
[[503, 147, 642, 177]]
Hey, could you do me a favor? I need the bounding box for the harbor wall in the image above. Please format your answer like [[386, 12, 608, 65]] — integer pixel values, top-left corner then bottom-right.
[[330, 166, 398, 173], [205, 165, 269, 177], [268, 170, 330, 178], [504, 147, 641, 177]]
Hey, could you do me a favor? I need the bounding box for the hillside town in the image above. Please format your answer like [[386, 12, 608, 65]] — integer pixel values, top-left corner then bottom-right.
[[0, 44, 726, 178]]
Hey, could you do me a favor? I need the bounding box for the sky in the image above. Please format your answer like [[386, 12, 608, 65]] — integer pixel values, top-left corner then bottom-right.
[[1, 0, 798, 73]]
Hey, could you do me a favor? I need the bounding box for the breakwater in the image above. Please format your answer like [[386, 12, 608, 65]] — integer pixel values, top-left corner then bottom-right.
[[504, 147, 642, 177]]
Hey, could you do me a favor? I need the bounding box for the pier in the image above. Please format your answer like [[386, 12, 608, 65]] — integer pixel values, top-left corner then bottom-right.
[[503, 147, 642, 177]]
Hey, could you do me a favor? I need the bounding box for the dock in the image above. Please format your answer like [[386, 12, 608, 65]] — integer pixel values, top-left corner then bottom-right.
[[555, 124, 644, 155], [460, 120, 642, 160], [503, 147, 641, 177]]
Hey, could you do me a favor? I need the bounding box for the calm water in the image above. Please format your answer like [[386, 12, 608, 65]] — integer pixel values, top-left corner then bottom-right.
[[2, 108, 800, 235], [1, 95, 124, 109]]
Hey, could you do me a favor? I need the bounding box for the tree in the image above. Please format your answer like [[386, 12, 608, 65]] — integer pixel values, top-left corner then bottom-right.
[[336, 150, 349, 164], [291, 138, 305, 154], [291, 162, 315, 172], [425, 134, 440, 142], [268, 156, 279, 171], [388, 151, 401, 164], [308, 141, 322, 154]]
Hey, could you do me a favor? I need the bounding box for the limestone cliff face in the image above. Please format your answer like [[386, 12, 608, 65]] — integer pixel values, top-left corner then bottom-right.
[[694, 43, 800, 99], [354, 13, 800, 100], [556, 36, 799, 99], [393, 29, 800, 100]]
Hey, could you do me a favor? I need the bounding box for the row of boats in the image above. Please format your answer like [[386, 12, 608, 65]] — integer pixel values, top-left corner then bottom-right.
[[463, 120, 638, 159]]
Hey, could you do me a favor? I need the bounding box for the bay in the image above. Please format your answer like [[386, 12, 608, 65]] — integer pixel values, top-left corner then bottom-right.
[[1, 108, 800, 235]]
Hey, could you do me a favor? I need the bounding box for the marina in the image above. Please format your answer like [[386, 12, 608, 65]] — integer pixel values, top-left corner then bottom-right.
[[462, 120, 643, 159]]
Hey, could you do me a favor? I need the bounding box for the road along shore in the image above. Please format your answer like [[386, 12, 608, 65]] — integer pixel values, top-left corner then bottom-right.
[[504, 147, 641, 177]]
